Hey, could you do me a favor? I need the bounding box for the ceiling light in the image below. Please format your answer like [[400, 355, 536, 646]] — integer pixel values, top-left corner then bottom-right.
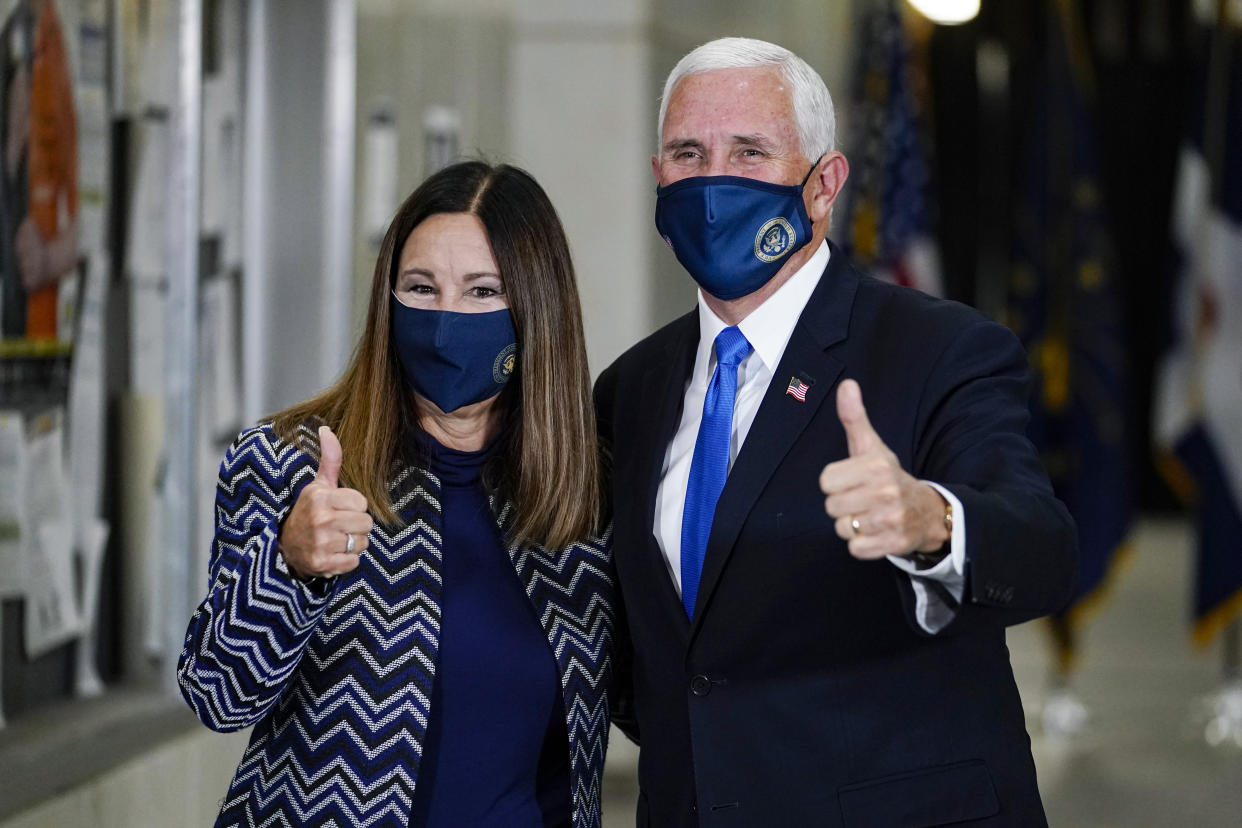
[[906, 0, 981, 25]]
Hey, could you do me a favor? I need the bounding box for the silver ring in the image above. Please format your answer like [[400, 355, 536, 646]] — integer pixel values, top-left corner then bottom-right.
[[345, 533, 356, 555], [851, 517, 862, 537]]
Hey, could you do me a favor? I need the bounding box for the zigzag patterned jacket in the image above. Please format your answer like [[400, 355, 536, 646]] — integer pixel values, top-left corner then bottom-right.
[[177, 423, 619, 827]]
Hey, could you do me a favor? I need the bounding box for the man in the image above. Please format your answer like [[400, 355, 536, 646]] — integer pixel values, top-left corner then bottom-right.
[[595, 37, 1077, 826]]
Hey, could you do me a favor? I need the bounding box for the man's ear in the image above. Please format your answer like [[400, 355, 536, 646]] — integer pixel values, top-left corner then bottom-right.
[[807, 152, 850, 223], [651, 155, 661, 185]]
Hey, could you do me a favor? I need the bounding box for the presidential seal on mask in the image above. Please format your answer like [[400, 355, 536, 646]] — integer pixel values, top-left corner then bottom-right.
[[179, 161, 619, 828], [654, 162, 818, 300]]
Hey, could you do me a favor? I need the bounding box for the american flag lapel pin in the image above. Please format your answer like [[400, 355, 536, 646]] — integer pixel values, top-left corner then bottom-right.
[[785, 375, 810, 402]]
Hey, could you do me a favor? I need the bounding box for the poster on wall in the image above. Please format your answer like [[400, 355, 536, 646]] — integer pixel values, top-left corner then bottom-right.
[[0, 0, 110, 688], [0, 410, 26, 597], [22, 408, 80, 657], [1, 0, 79, 351]]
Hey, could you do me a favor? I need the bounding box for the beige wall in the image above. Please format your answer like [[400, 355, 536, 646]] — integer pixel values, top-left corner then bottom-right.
[[507, 0, 654, 373], [0, 728, 249, 828], [352, 0, 658, 374], [351, 0, 513, 343]]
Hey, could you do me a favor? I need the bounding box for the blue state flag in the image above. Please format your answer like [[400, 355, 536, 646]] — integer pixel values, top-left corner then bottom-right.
[[1006, 0, 1131, 672], [1154, 6, 1242, 647]]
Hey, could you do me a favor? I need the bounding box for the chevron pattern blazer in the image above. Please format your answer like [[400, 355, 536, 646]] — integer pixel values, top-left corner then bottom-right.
[[177, 422, 619, 827]]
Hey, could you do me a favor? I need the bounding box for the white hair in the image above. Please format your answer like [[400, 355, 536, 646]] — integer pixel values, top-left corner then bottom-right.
[[657, 37, 836, 160]]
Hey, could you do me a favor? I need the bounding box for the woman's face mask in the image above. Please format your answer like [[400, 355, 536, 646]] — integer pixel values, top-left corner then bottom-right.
[[390, 299, 517, 414], [389, 212, 517, 413]]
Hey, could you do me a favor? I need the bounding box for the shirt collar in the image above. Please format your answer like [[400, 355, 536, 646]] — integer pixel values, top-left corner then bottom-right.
[[694, 240, 830, 378]]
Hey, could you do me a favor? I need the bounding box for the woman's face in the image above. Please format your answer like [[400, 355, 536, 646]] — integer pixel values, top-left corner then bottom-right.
[[392, 212, 508, 313]]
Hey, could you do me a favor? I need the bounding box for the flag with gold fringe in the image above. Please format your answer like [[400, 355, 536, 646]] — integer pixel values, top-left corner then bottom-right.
[[1006, 0, 1132, 674], [840, 0, 942, 296], [1153, 3, 1242, 648]]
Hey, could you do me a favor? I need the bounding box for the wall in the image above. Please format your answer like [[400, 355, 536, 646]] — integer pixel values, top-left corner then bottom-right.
[[507, 0, 655, 372], [352, 0, 512, 346], [249, 0, 355, 415], [352, 0, 657, 375], [0, 724, 249, 827]]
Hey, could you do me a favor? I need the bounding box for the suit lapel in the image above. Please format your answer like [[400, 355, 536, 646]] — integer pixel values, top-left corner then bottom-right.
[[633, 313, 699, 628], [690, 246, 860, 632]]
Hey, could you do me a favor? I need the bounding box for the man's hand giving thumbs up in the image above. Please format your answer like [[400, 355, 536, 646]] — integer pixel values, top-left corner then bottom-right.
[[818, 379, 950, 561]]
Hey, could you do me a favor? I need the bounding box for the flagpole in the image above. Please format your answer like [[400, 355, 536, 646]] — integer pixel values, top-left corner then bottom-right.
[[973, 35, 1010, 321], [1206, 619, 1242, 747], [1203, 0, 1236, 683], [1223, 620, 1240, 681], [1196, 0, 1242, 747]]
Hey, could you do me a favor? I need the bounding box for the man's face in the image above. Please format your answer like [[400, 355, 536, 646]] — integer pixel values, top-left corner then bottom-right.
[[654, 67, 809, 188]]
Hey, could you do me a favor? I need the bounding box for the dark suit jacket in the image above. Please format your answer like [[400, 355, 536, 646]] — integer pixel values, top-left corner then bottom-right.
[[594, 245, 1077, 827]]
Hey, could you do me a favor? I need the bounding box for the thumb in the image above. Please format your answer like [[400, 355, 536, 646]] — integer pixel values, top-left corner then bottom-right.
[[316, 425, 342, 488], [836, 379, 881, 456]]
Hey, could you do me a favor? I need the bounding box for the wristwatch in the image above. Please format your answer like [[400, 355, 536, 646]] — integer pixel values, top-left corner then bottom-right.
[[907, 500, 952, 570]]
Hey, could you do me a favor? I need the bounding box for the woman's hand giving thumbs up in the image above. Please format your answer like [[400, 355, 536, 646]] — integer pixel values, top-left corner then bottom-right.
[[278, 425, 375, 580]]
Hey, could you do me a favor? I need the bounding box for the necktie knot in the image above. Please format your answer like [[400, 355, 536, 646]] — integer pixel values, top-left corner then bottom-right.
[[714, 326, 752, 369]]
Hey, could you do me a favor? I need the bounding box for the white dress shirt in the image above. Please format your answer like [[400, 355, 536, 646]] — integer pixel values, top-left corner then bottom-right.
[[652, 241, 966, 633]]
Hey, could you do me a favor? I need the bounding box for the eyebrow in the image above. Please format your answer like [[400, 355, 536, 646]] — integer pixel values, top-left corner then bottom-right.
[[662, 138, 706, 155], [396, 268, 500, 281], [661, 134, 779, 154], [732, 133, 778, 150]]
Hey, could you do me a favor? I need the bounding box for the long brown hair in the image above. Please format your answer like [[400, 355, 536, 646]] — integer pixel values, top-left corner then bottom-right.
[[270, 161, 601, 547]]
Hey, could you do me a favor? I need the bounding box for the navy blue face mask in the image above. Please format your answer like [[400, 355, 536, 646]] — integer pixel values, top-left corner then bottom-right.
[[654, 165, 817, 301], [390, 296, 518, 413]]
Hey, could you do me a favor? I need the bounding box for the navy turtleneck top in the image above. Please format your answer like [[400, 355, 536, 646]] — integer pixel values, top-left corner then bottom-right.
[[406, 431, 571, 828]]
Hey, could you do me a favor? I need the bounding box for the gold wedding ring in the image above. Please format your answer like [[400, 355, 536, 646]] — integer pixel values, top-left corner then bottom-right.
[[851, 517, 862, 536], [345, 533, 356, 555]]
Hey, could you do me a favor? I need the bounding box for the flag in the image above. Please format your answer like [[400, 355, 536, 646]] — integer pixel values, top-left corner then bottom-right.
[[1153, 5, 1242, 648], [786, 376, 809, 402], [840, 0, 942, 296], [1006, 0, 1132, 673]]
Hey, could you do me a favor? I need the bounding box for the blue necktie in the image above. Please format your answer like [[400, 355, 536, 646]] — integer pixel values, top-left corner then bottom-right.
[[680, 326, 752, 619]]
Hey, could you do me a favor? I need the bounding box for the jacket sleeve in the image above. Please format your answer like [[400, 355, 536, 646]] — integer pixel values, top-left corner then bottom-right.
[[594, 366, 641, 744], [903, 318, 1079, 634], [176, 425, 335, 732], [607, 568, 641, 745]]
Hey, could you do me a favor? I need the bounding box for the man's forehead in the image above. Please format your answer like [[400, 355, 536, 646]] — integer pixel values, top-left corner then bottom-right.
[[662, 66, 795, 140], [669, 65, 787, 99]]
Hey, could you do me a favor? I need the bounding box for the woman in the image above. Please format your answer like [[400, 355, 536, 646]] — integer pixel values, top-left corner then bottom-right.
[[178, 161, 618, 828]]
